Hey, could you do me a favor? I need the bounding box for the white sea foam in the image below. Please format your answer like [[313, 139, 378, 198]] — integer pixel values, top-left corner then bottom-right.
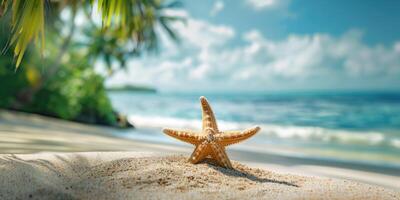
[[390, 139, 400, 149], [128, 115, 398, 149]]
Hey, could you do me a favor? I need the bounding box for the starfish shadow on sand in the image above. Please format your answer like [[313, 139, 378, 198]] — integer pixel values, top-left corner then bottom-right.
[[200, 158, 299, 188]]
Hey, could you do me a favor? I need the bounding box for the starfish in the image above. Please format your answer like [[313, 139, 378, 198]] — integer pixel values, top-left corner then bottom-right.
[[162, 96, 260, 169]]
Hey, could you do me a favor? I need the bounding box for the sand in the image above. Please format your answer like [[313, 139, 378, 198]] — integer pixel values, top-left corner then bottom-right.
[[1, 110, 400, 199], [0, 152, 398, 200]]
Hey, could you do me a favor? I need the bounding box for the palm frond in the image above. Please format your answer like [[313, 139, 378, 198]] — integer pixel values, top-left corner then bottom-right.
[[0, 0, 9, 17], [0, 0, 183, 69], [10, 0, 45, 68], [95, 0, 133, 29]]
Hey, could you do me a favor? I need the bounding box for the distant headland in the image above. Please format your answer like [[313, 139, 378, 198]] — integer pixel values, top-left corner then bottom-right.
[[106, 85, 157, 93]]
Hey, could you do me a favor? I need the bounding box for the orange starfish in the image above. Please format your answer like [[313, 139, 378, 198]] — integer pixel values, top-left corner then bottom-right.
[[163, 96, 260, 168]]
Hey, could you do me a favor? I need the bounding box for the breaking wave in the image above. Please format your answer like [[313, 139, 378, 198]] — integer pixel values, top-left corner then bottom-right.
[[127, 115, 400, 149]]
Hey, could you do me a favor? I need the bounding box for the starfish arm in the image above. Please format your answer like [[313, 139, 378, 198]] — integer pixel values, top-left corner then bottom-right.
[[200, 96, 219, 132], [162, 128, 202, 145], [209, 141, 233, 168], [216, 126, 261, 146], [189, 141, 210, 164]]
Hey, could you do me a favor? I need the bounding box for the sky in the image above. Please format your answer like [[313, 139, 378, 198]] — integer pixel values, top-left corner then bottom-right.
[[105, 0, 400, 92]]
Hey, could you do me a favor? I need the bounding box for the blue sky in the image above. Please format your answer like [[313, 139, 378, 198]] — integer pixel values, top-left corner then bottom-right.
[[106, 0, 400, 92]]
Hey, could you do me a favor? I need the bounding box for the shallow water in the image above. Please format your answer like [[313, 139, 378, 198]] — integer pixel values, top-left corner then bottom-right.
[[108, 91, 400, 166]]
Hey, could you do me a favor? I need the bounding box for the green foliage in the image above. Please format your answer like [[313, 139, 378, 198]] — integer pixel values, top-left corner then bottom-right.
[[6, 0, 45, 68], [0, 63, 28, 107], [31, 73, 83, 120], [81, 0, 182, 71], [0, 53, 117, 126], [29, 62, 116, 125], [0, 18, 117, 126], [78, 71, 117, 125], [0, 0, 182, 127], [0, 20, 30, 107], [0, 0, 182, 69]]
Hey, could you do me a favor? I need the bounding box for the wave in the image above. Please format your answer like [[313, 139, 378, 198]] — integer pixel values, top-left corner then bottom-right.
[[127, 115, 400, 149]]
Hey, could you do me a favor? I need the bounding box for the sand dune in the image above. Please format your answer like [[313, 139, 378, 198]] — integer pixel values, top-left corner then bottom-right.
[[0, 152, 398, 200]]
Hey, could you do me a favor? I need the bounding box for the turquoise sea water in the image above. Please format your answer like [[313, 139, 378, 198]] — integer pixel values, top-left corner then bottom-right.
[[109, 91, 400, 166]]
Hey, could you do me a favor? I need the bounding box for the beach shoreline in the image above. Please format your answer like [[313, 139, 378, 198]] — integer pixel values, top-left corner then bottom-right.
[[0, 109, 399, 192]]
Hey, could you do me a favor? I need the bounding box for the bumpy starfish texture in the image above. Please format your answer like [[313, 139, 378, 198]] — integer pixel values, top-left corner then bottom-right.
[[163, 96, 260, 168]]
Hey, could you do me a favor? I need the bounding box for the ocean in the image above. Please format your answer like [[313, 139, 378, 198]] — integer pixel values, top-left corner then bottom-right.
[[108, 91, 400, 167]]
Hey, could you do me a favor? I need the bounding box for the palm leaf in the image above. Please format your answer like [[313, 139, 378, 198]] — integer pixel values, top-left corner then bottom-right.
[[9, 0, 45, 68], [1, 0, 183, 69], [0, 0, 9, 17]]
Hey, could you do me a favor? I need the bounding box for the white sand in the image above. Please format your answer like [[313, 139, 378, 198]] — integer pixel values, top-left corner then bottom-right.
[[0, 152, 399, 200], [1, 110, 400, 199]]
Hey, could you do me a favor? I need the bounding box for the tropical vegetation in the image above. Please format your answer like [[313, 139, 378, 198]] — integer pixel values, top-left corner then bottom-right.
[[0, 0, 182, 127]]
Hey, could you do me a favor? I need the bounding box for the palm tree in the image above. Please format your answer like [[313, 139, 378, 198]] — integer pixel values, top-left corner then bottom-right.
[[0, 0, 182, 69], [0, 0, 183, 126]]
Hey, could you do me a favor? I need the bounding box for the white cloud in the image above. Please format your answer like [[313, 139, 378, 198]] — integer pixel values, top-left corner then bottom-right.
[[210, 1, 224, 16], [246, 0, 290, 11], [229, 29, 400, 83], [105, 13, 236, 88], [105, 13, 400, 91], [172, 18, 235, 49], [161, 9, 189, 18]]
